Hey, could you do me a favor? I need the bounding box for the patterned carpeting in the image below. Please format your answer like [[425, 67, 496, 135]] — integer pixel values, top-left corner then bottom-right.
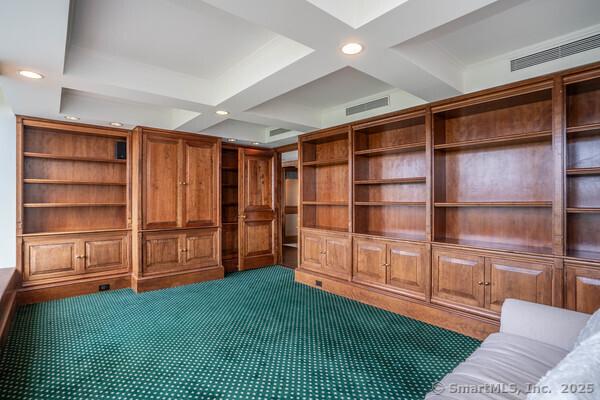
[[0, 266, 480, 399]]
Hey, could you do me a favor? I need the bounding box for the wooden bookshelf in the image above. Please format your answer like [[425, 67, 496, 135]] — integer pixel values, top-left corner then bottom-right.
[[221, 147, 239, 271]]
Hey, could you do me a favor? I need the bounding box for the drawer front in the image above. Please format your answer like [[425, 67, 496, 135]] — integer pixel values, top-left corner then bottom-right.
[[84, 234, 129, 273], [432, 248, 485, 310], [300, 231, 323, 272], [184, 229, 219, 269], [387, 242, 426, 299], [23, 237, 80, 281], [353, 238, 386, 286], [142, 231, 182, 275], [566, 264, 600, 314]]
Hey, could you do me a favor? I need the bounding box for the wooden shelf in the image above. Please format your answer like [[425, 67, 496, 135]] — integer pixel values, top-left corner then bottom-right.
[[435, 201, 552, 208], [567, 207, 600, 214], [435, 237, 553, 256], [24, 152, 126, 164], [434, 130, 552, 151], [222, 203, 238, 207], [302, 158, 347, 167], [303, 201, 348, 206], [567, 122, 600, 135], [566, 249, 600, 262], [355, 201, 425, 206], [354, 177, 426, 185], [24, 203, 127, 208], [222, 166, 238, 171], [19, 228, 130, 237], [24, 179, 126, 186], [302, 225, 348, 233], [354, 230, 426, 242], [222, 184, 237, 188], [354, 142, 425, 156], [222, 222, 238, 226], [566, 167, 600, 176]]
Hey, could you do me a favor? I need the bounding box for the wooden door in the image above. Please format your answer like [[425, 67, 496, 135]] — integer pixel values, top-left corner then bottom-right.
[[431, 249, 485, 310], [301, 231, 323, 272], [322, 234, 351, 279], [238, 148, 276, 270], [83, 234, 129, 273], [566, 264, 600, 314], [485, 257, 553, 313], [183, 229, 219, 269], [23, 237, 81, 281], [352, 238, 386, 285], [182, 139, 217, 227], [142, 231, 182, 275], [143, 134, 180, 229], [387, 242, 426, 299]]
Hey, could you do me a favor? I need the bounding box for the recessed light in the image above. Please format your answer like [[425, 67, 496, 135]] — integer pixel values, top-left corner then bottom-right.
[[110, 122, 123, 127], [227, 138, 237, 142], [341, 42, 363, 55], [252, 142, 261, 145], [64, 116, 79, 121], [216, 110, 229, 116], [19, 70, 44, 79]]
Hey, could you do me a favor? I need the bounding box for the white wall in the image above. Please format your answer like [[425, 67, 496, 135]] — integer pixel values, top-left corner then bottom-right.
[[0, 90, 16, 269]]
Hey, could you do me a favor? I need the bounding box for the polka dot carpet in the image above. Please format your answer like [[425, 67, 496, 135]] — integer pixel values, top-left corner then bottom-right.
[[0, 266, 480, 399]]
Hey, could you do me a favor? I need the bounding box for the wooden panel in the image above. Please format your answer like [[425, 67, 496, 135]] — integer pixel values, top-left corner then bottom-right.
[[184, 229, 218, 269], [24, 158, 126, 185], [300, 231, 323, 272], [432, 248, 485, 310], [23, 238, 79, 281], [354, 152, 425, 181], [83, 234, 128, 272], [322, 234, 351, 280], [354, 205, 426, 241], [387, 242, 426, 298], [566, 77, 600, 127], [23, 207, 127, 234], [143, 135, 179, 229], [567, 213, 600, 261], [485, 257, 553, 313], [352, 238, 386, 285], [183, 140, 216, 227], [302, 205, 348, 232], [565, 264, 600, 314], [302, 164, 348, 202], [142, 231, 182, 275], [222, 224, 238, 258]]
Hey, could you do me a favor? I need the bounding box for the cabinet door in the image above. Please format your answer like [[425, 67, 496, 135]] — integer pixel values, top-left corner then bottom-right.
[[83, 234, 129, 273], [182, 140, 217, 227], [322, 234, 351, 279], [23, 237, 80, 281], [387, 242, 426, 299], [352, 238, 386, 286], [300, 231, 323, 272], [485, 257, 553, 313], [184, 229, 219, 269], [142, 231, 182, 275], [432, 249, 485, 310], [566, 264, 600, 314], [143, 134, 180, 229]]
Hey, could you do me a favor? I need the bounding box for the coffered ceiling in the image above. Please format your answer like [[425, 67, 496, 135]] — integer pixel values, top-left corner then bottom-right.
[[1, 0, 600, 146]]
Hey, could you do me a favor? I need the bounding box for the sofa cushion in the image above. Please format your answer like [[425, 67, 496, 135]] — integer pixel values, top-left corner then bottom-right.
[[426, 333, 568, 400], [574, 308, 600, 348]]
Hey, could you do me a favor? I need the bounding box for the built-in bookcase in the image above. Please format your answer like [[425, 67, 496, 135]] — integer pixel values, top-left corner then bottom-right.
[[301, 128, 350, 232], [353, 112, 427, 240], [20, 120, 129, 234], [565, 73, 600, 262], [221, 147, 239, 270], [432, 84, 555, 254]]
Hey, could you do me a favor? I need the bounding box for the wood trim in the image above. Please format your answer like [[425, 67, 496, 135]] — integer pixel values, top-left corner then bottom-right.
[[133, 126, 219, 143], [131, 266, 224, 292], [553, 76, 565, 256], [0, 268, 18, 345], [18, 116, 130, 137], [352, 108, 426, 131], [274, 143, 298, 153]]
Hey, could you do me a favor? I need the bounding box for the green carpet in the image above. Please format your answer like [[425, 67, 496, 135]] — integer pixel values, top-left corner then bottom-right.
[[0, 266, 479, 399]]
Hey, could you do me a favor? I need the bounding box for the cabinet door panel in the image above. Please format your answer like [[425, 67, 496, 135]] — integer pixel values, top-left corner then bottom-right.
[[353, 238, 386, 285], [23, 238, 79, 281], [183, 140, 217, 227], [143, 135, 180, 229], [485, 257, 552, 313], [84, 234, 129, 273], [323, 235, 351, 279], [566, 264, 600, 314], [184, 229, 218, 269], [301, 231, 323, 272], [143, 232, 182, 275], [432, 249, 485, 309], [387, 242, 426, 298]]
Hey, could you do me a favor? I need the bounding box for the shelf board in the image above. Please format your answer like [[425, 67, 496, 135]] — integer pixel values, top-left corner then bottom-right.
[[20, 228, 130, 237], [24, 179, 126, 186], [566, 249, 600, 262], [24, 152, 126, 164], [566, 207, 600, 214], [566, 122, 600, 135], [354, 142, 425, 156], [302, 158, 347, 167], [435, 237, 553, 256], [222, 202, 238, 206], [283, 243, 298, 248], [354, 177, 426, 185], [222, 222, 238, 226], [434, 201, 552, 208], [302, 225, 348, 233], [355, 201, 425, 206], [434, 130, 552, 151], [354, 230, 426, 242], [302, 201, 348, 206], [222, 166, 238, 171], [222, 184, 238, 188], [24, 203, 127, 208], [566, 167, 600, 176]]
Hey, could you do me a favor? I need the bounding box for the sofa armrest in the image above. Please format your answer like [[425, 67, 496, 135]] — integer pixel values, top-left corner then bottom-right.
[[500, 299, 589, 351]]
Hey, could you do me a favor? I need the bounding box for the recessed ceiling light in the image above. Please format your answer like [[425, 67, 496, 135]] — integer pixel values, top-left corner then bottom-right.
[[252, 142, 261, 145], [341, 42, 363, 55], [19, 70, 44, 79], [110, 122, 123, 127], [64, 116, 79, 121], [216, 110, 229, 116], [227, 138, 237, 142]]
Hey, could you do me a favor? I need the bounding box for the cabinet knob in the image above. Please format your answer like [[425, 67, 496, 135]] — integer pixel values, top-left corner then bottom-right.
[[478, 281, 484, 285], [180, 181, 188, 185], [76, 255, 86, 259], [484, 282, 491, 286], [180, 249, 188, 252]]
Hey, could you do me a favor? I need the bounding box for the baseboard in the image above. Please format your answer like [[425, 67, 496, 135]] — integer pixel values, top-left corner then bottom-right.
[[132, 266, 224, 293], [17, 274, 132, 305], [295, 268, 499, 340], [0, 268, 18, 345]]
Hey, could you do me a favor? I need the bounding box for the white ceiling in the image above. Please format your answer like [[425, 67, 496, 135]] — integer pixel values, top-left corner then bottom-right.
[[1, 0, 600, 147]]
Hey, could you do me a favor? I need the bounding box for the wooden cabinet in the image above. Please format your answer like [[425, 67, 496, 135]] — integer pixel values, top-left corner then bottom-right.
[[566, 263, 600, 314], [300, 230, 350, 279], [353, 238, 427, 299], [183, 229, 219, 269], [23, 232, 129, 283], [432, 247, 553, 316]]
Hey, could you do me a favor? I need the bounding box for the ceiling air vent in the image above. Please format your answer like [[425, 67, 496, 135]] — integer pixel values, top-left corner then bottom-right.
[[346, 96, 389, 116], [511, 33, 600, 72], [269, 128, 291, 137]]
